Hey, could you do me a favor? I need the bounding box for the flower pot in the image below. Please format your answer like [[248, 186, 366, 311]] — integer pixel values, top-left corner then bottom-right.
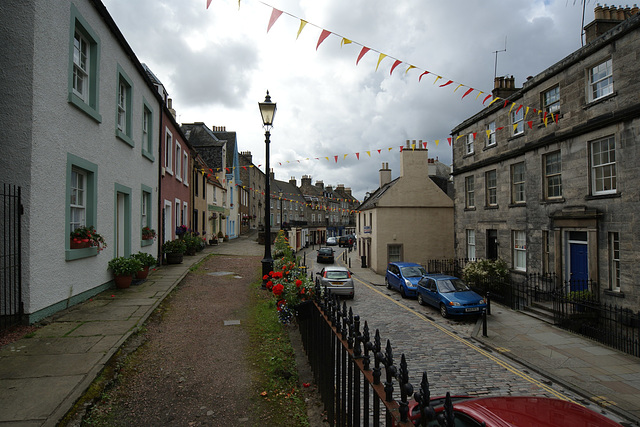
[[70, 239, 91, 249], [136, 266, 150, 280], [114, 274, 133, 289], [166, 253, 183, 264]]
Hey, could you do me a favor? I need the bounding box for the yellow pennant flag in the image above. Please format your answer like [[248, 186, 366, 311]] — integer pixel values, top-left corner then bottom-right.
[[433, 75, 442, 85], [488, 97, 500, 106], [375, 53, 387, 71], [405, 65, 416, 74], [453, 84, 464, 92], [524, 107, 530, 119], [324, 157, 329, 161], [544, 117, 548, 127], [388, 147, 393, 151], [411, 143, 416, 150], [435, 139, 440, 146], [513, 124, 518, 133], [456, 135, 464, 140], [509, 102, 516, 114], [475, 91, 484, 100], [343, 154, 348, 159], [366, 151, 371, 157], [341, 38, 352, 47], [486, 130, 491, 139], [296, 20, 307, 40]]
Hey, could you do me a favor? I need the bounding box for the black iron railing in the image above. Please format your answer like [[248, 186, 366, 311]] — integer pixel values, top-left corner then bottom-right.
[[1, 184, 23, 330]]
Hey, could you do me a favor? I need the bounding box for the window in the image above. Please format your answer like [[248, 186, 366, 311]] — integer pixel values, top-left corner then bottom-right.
[[543, 86, 560, 115], [511, 162, 525, 204], [141, 185, 152, 246], [466, 230, 476, 260], [183, 202, 188, 229], [115, 65, 134, 146], [591, 136, 616, 195], [175, 199, 181, 233], [164, 130, 173, 174], [142, 100, 154, 161], [175, 143, 182, 181], [183, 151, 189, 184], [513, 230, 526, 271], [465, 176, 475, 208], [542, 231, 550, 274], [388, 244, 402, 263], [589, 58, 613, 102], [486, 121, 496, 147], [68, 5, 101, 122], [609, 232, 620, 291], [544, 151, 562, 199], [485, 170, 497, 206], [66, 154, 98, 260], [511, 108, 524, 136], [465, 134, 474, 154]]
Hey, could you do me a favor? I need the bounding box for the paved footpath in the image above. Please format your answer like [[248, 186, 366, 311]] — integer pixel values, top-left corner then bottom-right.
[[299, 244, 640, 426]]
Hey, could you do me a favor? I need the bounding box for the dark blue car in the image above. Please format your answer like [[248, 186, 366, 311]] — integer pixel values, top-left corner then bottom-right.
[[385, 262, 427, 298], [417, 274, 486, 318]]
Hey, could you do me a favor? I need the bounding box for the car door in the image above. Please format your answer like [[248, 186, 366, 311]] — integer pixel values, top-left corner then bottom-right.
[[389, 264, 401, 290], [424, 279, 438, 307]]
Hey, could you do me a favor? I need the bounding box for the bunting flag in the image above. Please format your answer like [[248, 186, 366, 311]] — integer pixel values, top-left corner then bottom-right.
[[316, 29, 331, 50], [267, 8, 283, 33], [461, 88, 474, 100], [439, 80, 453, 88], [390, 60, 402, 75], [296, 20, 307, 39], [375, 53, 387, 71], [341, 37, 352, 47], [405, 65, 416, 74], [419, 71, 430, 82], [206, 0, 213, 9], [356, 47, 370, 65]]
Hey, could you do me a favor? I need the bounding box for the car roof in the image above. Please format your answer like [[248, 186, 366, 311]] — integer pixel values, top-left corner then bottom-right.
[[323, 266, 348, 272], [422, 273, 458, 280], [453, 396, 621, 426], [388, 262, 423, 268]]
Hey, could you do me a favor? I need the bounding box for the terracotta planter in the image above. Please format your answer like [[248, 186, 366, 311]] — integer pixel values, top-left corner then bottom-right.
[[136, 266, 150, 280], [70, 239, 91, 249], [114, 274, 133, 289], [166, 253, 183, 264]]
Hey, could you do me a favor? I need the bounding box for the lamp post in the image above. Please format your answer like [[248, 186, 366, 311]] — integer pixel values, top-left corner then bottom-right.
[[278, 189, 284, 230], [259, 91, 277, 289]]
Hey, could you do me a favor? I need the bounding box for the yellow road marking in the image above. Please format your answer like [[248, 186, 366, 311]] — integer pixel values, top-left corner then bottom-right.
[[592, 396, 618, 407], [348, 271, 576, 403]]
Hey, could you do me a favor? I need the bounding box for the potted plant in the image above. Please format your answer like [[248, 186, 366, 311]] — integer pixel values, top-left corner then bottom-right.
[[217, 231, 224, 242], [142, 227, 156, 241], [108, 256, 143, 289], [163, 239, 186, 264], [175, 225, 188, 238], [131, 251, 157, 279], [70, 226, 107, 252]]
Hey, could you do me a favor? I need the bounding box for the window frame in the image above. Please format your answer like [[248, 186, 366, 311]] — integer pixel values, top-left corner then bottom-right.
[[465, 176, 475, 209], [512, 230, 527, 272], [511, 162, 525, 204], [465, 134, 474, 155], [115, 65, 134, 147], [183, 150, 189, 185], [588, 58, 613, 103], [66, 154, 98, 260], [590, 136, 616, 195], [141, 99, 155, 161], [466, 230, 476, 261], [486, 121, 496, 147], [542, 85, 560, 116], [511, 108, 524, 136], [141, 185, 153, 247], [609, 232, 620, 292], [175, 142, 182, 182], [68, 4, 102, 123], [485, 170, 497, 207], [164, 129, 173, 174], [543, 151, 562, 200]]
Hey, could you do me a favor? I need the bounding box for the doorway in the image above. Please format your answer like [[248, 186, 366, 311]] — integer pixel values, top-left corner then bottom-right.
[[567, 231, 589, 292], [486, 229, 498, 260]]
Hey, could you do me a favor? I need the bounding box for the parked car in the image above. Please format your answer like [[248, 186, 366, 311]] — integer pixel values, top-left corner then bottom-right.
[[416, 274, 486, 318], [403, 394, 621, 426], [316, 266, 354, 298], [385, 262, 427, 298], [316, 247, 335, 264], [326, 236, 337, 246], [338, 235, 355, 248]]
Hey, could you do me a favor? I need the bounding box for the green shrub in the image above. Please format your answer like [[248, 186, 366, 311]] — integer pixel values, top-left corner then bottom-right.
[[462, 258, 508, 283]]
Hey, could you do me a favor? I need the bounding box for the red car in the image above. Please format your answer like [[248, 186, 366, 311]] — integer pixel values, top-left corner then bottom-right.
[[403, 394, 620, 426]]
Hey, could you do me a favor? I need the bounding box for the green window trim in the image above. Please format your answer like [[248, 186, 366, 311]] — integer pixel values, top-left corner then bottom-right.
[[115, 64, 135, 147], [67, 4, 101, 123], [141, 184, 153, 247], [114, 183, 133, 257], [141, 98, 155, 161], [66, 153, 98, 261]]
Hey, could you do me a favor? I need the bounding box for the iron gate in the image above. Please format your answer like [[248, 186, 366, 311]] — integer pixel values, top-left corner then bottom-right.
[[1, 184, 23, 330]]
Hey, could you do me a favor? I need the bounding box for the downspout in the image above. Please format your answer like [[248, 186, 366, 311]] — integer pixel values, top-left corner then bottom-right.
[[157, 111, 164, 265]]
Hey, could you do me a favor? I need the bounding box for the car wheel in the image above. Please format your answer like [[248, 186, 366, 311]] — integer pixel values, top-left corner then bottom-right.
[[400, 286, 407, 299], [417, 294, 424, 305], [385, 278, 392, 290], [439, 304, 448, 318]]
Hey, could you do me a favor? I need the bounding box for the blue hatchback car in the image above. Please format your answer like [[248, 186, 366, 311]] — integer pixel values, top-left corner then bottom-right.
[[385, 262, 427, 298], [416, 274, 486, 318]]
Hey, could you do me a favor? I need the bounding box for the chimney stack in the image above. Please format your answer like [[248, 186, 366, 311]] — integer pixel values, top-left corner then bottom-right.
[[584, 4, 639, 43], [380, 162, 392, 187]]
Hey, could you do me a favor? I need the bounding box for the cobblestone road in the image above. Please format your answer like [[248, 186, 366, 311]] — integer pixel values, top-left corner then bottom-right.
[[306, 246, 602, 410]]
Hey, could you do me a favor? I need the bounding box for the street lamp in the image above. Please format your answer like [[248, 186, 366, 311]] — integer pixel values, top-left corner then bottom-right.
[[259, 91, 277, 289], [278, 189, 284, 230]]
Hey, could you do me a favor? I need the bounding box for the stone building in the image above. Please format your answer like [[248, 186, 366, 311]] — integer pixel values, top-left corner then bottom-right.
[[451, 7, 640, 307]]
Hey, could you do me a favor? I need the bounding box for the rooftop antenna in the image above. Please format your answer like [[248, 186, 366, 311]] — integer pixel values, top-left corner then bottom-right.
[[493, 36, 507, 80]]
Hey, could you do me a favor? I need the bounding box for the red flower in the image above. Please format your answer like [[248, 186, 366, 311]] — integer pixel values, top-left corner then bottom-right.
[[295, 279, 302, 288], [272, 283, 285, 296], [263, 274, 269, 280], [266, 281, 273, 290], [276, 300, 286, 311]]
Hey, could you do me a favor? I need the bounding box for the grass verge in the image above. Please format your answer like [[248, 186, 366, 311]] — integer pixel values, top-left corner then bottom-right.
[[246, 279, 310, 426]]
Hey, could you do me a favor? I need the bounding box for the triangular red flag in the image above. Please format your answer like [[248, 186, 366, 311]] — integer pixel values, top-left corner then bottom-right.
[[447, 138, 452, 146], [390, 60, 402, 75], [206, 0, 212, 9], [527, 121, 533, 129], [516, 105, 523, 114], [377, 149, 381, 154], [419, 71, 430, 82], [399, 146, 404, 152], [482, 94, 492, 105], [225, 167, 230, 172], [423, 142, 427, 149], [267, 8, 283, 33], [334, 155, 338, 163], [554, 114, 559, 124], [439, 80, 453, 87], [461, 88, 474, 99], [503, 99, 509, 108], [356, 153, 360, 160], [356, 47, 370, 65], [316, 30, 331, 50]]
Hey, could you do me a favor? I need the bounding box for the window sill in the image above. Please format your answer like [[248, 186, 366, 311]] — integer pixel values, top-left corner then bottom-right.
[[141, 239, 153, 247], [585, 192, 620, 201], [508, 203, 527, 208], [142, 149, 155, 162], [508, 133, 524, 142], [483, 144, 497, 151], [65, 247, 98, 261], [116, 130, 135, 148], [68, 93, 102, 123], [484, 205, 499, 210], [604, 289, 624, 298], [584, 91, 617, 109], [539, 197, 565, 205], [464, 207, 476, 211]]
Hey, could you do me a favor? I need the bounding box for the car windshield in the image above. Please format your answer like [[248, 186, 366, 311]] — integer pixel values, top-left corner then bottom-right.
[[319, 248, 332, 254], [401, 266, 427, 277], [326, 271, 349, 279], [437, 279, 470, 293]]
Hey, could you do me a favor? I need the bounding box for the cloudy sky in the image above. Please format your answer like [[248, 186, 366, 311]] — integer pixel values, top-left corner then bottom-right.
[[101, 0, 591, 201]]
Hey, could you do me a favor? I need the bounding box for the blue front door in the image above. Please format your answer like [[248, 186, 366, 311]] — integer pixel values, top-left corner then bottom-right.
[[569, 243, 588, 291]]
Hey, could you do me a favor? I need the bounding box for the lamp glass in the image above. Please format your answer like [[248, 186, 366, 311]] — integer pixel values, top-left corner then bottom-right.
[[259, 93, 277, 126]]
